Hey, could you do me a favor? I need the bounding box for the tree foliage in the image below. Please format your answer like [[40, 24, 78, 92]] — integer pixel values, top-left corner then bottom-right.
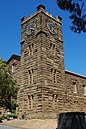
[[57, 0, 86, 33], [0, 58, 19, 111]]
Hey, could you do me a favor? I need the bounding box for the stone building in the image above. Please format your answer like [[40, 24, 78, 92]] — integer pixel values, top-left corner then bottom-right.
[[7, 5, 86, 119]]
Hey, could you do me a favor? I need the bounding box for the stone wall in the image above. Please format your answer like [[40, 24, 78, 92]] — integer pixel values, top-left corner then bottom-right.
[[64, 71, 86, 112]]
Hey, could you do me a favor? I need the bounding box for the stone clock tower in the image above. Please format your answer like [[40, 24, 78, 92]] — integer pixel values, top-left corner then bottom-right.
[[18, 5, 66, 119]]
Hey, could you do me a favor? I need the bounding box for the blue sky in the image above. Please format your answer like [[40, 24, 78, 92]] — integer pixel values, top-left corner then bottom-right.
[[0, 0, 86, 76]]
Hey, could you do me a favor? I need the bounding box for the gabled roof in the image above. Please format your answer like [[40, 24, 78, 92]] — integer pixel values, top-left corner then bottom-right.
[[7, 54, 20, 64]]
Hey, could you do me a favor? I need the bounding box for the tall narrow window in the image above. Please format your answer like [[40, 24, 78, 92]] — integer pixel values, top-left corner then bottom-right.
[[28, 69, 34, 84], [53, 94, 55, 109], [52, 94, 58, 109], [50, 43, 52, 49], [32, 44, 34, 55], [54, 69, 57, 83], [28, 95, 34, 110], [73, 82, 77, 94], [51, 68, 57, 83], [31, 95, 34, 110], [50, 43, 56, 55], [56, 95, 58, 109], [29, 45, 31, 56], [28, 95, 30, 110], [12, 64, 16, 73], [51, 68, 54, 83], [53, 44, 55, 50], [83, 85, 86, 96], [28, 70, 30, 84], [29, 44, 34, 56]]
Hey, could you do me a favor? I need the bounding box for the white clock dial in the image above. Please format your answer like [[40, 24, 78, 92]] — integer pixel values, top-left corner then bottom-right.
[[26, 23, 36, 35], [47, 22, 58, 34]]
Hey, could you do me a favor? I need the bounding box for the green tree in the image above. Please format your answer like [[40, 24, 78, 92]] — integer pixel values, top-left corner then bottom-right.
[[57, 0, 86, 33], [0, 58, 19, 111]]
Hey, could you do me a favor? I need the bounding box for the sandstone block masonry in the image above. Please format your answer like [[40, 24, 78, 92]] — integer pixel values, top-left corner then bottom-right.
[[7, 5, 86, 119]]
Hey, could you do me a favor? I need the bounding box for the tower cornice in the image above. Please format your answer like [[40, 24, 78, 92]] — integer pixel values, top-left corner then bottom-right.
[[21, 9, 62, 26]]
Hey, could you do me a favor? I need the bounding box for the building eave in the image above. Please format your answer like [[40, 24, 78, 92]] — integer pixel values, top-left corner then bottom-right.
[[65, 70, 86, 79], [7, 54, 20, 64]]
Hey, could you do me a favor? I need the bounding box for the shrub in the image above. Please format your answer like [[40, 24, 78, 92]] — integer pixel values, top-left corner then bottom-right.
[[0, 117, 3, 123], [2, 114, 6, 120], [7, 114, 18, 119]]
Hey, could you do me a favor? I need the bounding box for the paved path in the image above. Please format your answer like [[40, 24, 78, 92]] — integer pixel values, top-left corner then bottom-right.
[[1, 119, 57, 129], [0, 125, 18, 129]]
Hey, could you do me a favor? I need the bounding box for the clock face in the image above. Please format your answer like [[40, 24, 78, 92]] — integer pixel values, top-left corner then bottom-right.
[[26, 23, 36, 35], [47, 22, 57, 34]]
